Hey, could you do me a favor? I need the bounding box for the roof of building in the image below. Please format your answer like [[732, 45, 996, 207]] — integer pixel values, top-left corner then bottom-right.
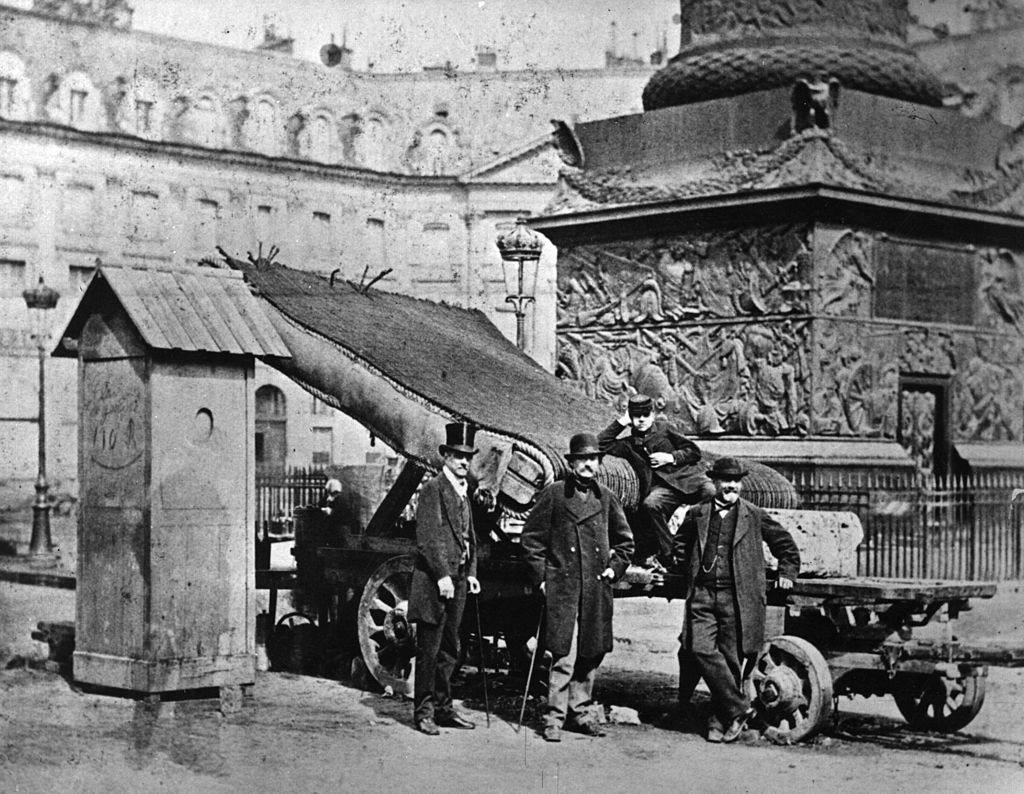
[[53, 263, 291, 358]]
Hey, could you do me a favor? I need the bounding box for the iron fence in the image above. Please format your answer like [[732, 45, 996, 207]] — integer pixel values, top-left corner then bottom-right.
[[256, 465, 1024, 580], [790, 469, 1024, 580], [256, 466, 328, 540]]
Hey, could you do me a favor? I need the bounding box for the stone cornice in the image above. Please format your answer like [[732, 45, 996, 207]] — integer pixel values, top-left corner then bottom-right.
[[0, 117, 465, 189]]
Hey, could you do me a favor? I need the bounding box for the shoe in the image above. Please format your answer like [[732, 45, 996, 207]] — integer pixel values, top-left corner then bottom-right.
[[435, 712, 476, 729], [567, 720, 607, 737], [706, 714, 724, 743], [543, 724, 562, 743], [722, 710, 753, 743], [415, 717, 440, 736]]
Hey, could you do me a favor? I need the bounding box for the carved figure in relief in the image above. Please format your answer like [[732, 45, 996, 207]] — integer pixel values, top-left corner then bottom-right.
[[956, 341, 1017, 441], [818, 231, 874, 316], [980, 249, 1024, 333], [746, 347, 799, 435]]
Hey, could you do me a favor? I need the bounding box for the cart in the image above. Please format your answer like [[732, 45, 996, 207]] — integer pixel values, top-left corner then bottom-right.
[[741, 576, 1024, 743]]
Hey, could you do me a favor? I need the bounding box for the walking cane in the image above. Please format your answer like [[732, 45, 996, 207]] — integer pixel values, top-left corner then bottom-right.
[[516, 607, 545, 733], [473, 593, 491, 728]]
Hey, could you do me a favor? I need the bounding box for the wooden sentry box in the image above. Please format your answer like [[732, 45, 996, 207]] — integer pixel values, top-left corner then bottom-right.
[[55, 263, 289, 694]]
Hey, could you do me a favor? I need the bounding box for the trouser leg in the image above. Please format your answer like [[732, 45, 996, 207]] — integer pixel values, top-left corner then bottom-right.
[[567, 651, 604, 724], [414, 579, 467, 722], [677, 645, 702, 711], [641, 486, 685, 563], [546, 610, 603, 727], [688, 584, 748, 725], [414, 620, 443, 722], [434, 581, 467, 717]]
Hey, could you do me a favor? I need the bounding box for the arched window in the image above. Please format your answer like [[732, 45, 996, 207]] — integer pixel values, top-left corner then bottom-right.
[[423, 128, 451, 175], [252, 97, 279, 155], [359, 114, 388, 170], [192, 94, 224, 148], [47, 71, 102, 131], [309, 112, 334, 161], [0, 51, 31, 120]]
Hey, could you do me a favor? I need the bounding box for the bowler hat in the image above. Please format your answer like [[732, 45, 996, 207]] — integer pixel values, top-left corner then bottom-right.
[[439, 421, 478, 456], [564, 432, 602, 460], [627, 394, 654, 417], [708, 457, 748, 480]]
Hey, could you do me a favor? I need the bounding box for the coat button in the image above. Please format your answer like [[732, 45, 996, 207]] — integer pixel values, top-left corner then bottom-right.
[[570, 546, 575, 552]]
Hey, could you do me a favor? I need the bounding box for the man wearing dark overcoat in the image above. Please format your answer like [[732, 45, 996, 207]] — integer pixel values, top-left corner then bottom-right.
[[598, 394, 715, 570], [408, 421, 481, 735], [672, 457, 800, 743], [521, 432, 634, 742]]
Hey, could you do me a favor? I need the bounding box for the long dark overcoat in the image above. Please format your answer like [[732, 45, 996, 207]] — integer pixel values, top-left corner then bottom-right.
[[408, 474, 477, 626], [520, 480, 634, 659], [597, 418, 705, 496], [672, 497, 800, 656]]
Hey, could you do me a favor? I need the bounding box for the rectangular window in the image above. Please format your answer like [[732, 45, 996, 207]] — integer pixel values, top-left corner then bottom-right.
[[69, 89, 87, 124], [195, 198, 219, 250], [0, 174, 26, 224], [0, 77, 16, 117], [312, 211, 331, 249], [129, 191, 160, 240], [62, 183, 95, 235], [874, 240, 975, 325], [0, 259, 26, 291], [69, 263, 96, 293], [366, 217, 386, 271], [256, 203, 275, 242], [134, 99, 154, 134], [312, 426, 333, 467]]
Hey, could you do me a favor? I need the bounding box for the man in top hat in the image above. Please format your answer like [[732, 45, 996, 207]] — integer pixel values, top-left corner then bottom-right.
[[521, 432, 634, 742], [408, 421, 482, 735], [671, 457, 800, 743], [598, 394, 715, 571]]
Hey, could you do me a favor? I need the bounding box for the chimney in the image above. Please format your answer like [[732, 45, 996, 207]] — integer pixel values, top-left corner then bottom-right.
[[475, 45, 498, 71], [256, 15, 295, 56]]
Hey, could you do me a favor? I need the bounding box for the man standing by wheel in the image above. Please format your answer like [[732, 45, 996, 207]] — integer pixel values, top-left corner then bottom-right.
[[408, 421, 482, 736], [521, 432, 634, 742], [598, 394, 715, 571], [672, 457, 800, 743]]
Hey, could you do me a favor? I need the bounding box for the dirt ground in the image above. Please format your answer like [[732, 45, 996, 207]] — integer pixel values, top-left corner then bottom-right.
[[3, 515, 1024, 793]]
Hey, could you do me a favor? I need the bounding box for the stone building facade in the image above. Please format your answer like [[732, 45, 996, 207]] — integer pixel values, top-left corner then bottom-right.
[[0, 1, 653, 502]]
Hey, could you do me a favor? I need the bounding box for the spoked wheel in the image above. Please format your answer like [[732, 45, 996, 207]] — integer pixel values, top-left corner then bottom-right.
[[357, 555, 416, 696], [750, 635, 833, 743], [892, 668, 987, 732]]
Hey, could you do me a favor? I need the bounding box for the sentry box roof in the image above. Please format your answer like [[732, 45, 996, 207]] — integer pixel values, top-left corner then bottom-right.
[[53, 263, 291, 360]]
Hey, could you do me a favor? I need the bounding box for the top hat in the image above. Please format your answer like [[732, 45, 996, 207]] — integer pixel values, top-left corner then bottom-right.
[[439, 421, 479, 456], [627, 394, 654, 417], [708, 457, 748, 480], [564, 432, 602, 460]]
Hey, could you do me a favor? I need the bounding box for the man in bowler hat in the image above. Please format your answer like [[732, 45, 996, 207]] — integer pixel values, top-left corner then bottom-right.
[[598, 394, 715, 570], [521, 432, 634, 742], [672, 457, 800, 742], [408, 421, 482, 735]]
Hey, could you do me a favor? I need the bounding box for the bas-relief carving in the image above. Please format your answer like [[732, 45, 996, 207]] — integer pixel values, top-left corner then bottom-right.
[[553, 226, 815, 437], [978, 248, 1024, 333], [954, 336, 1024, 442], [556, 226, 813, 329], [815, 230, 873, 316], [557, 320, 810, 437], [811, 322, 898, 438], [900, 328, 956, 375]]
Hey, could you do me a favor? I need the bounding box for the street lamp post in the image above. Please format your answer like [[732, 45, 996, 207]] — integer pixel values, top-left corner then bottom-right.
[[495, 216, 543, 351], [22, 276, 60, 560]]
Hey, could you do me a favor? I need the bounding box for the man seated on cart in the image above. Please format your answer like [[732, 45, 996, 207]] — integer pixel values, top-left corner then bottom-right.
[[672, 457, 800, 743], [598, 394, 715, 571]]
